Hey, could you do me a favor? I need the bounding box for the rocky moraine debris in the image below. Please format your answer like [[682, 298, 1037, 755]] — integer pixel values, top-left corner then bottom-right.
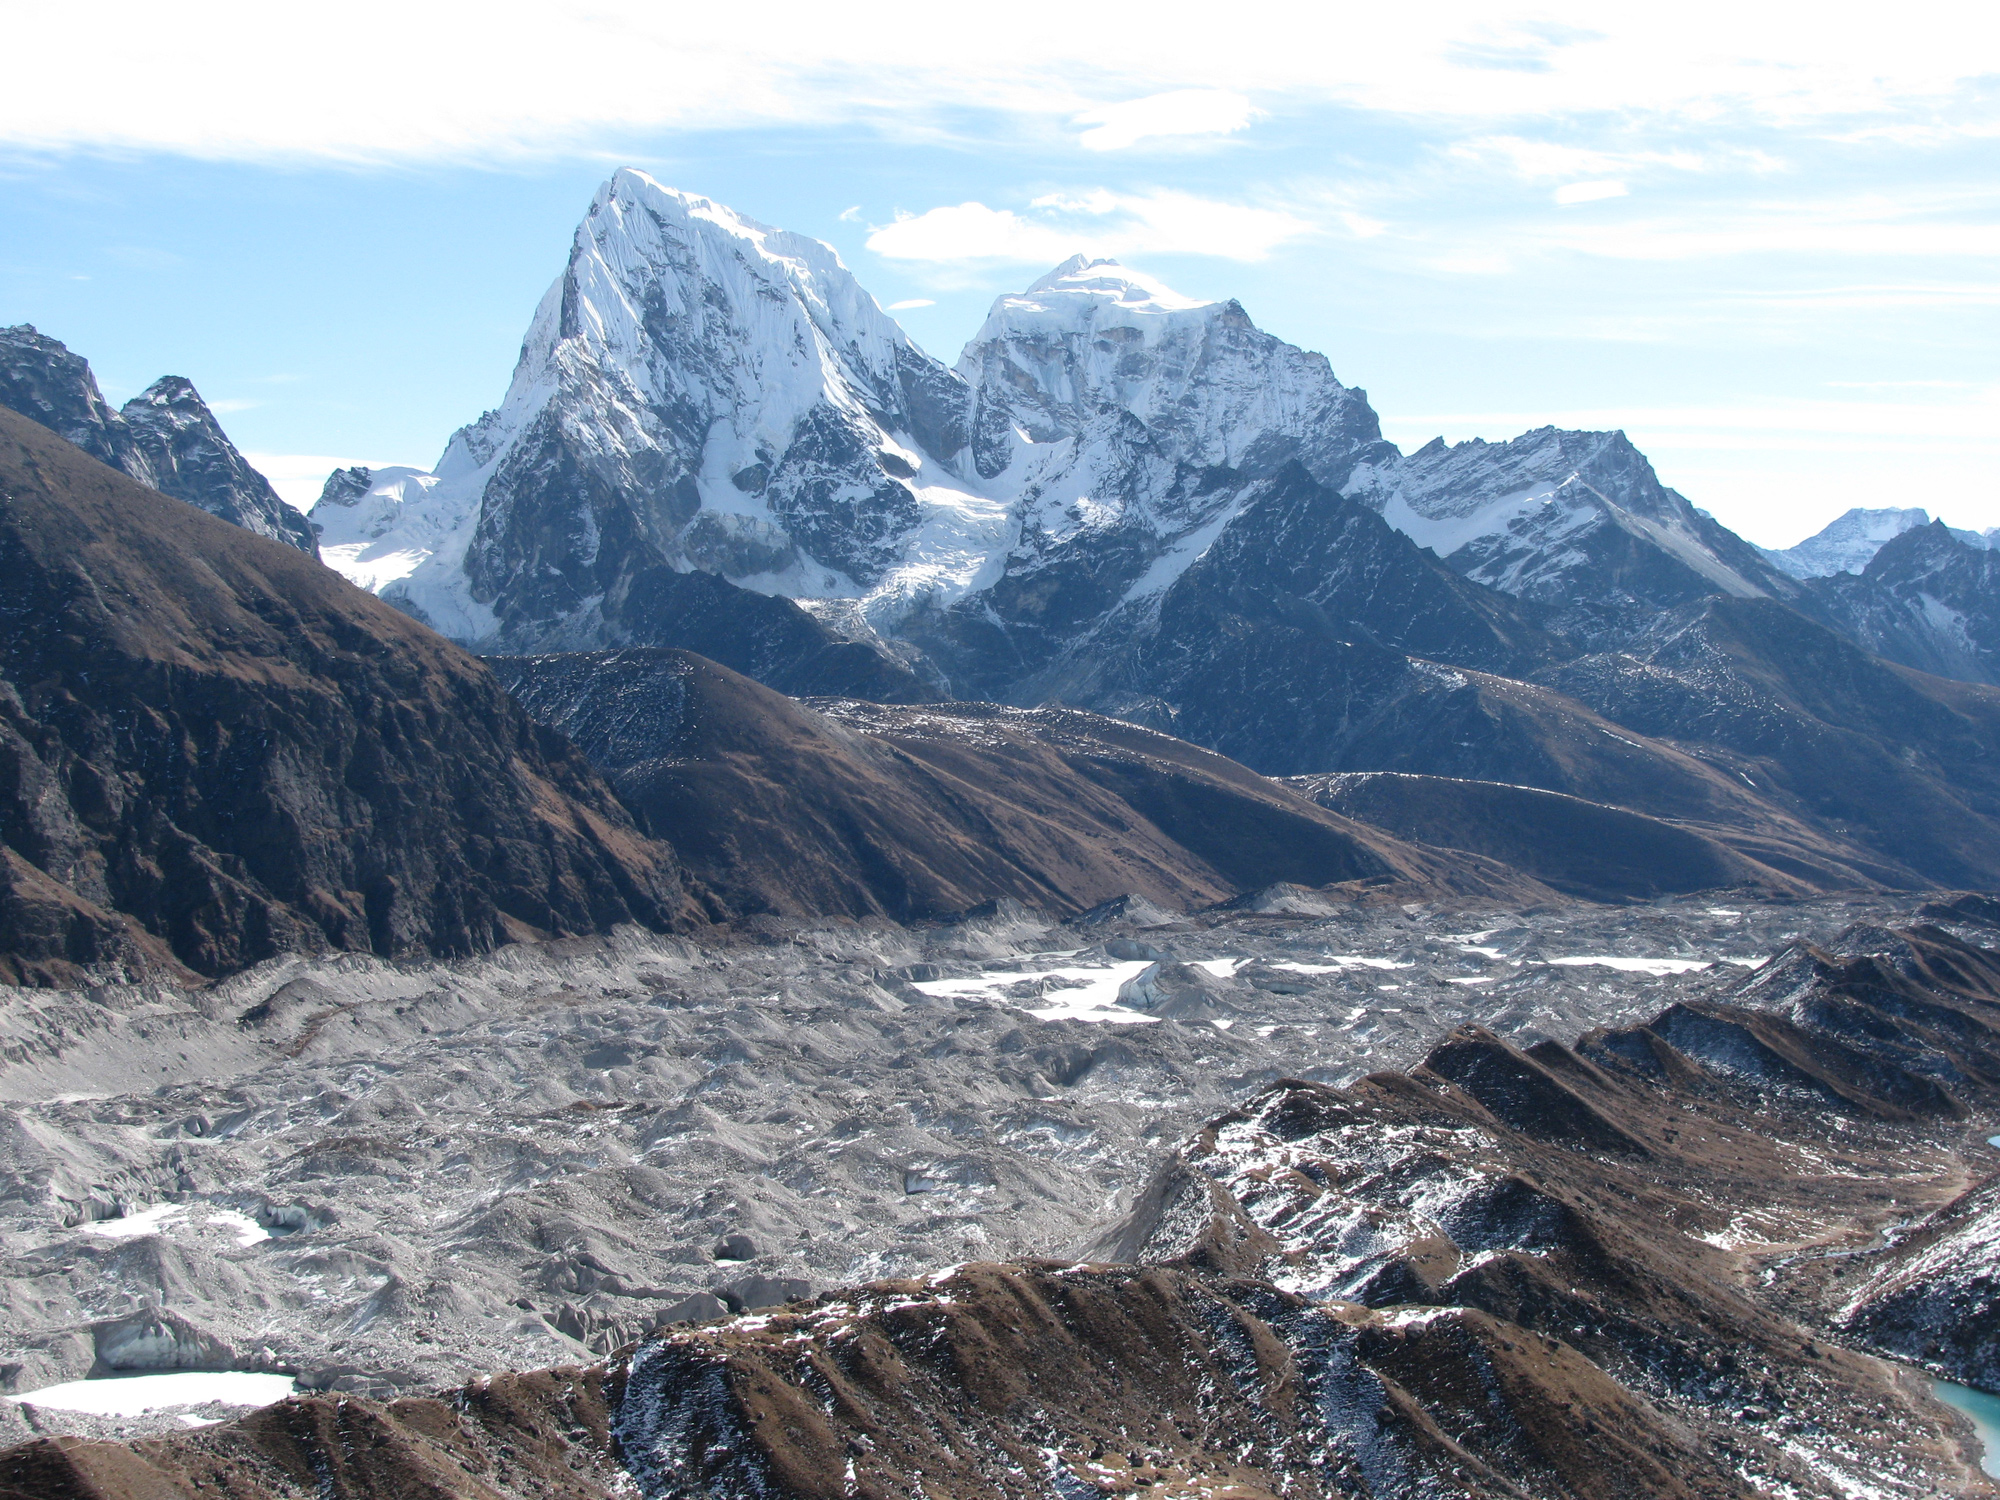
[[15, 894, 2000, 1497]]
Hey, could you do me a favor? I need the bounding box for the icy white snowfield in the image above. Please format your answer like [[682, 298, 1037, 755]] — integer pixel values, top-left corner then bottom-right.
[[308, 169, 1792, 655], [0, 891, 1899, 1443]]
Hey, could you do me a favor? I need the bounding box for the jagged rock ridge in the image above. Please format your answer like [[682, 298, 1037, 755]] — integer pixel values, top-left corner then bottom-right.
[[1342, 425, 1808, 643], [0, 324, 317, 554]]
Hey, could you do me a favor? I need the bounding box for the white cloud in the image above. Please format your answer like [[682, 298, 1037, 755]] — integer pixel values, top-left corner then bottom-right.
[[867, 204, 1086, 264], [5, 3, 1998, 164], [1554, 180, 1629, 204], [1074, 89, 1255, 151], [884, 297, 935, 310], [1450, 135, 1719, 181], [866, 190, 1307, 265]]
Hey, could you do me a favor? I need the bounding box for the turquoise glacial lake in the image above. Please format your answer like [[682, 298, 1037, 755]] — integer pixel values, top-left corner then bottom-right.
[[1933, 1379, 2000, 1479]]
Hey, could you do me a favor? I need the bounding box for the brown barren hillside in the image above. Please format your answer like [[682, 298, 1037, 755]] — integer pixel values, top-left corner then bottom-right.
[[0, 407, 701, 984], [492, 648, 1560, 920]]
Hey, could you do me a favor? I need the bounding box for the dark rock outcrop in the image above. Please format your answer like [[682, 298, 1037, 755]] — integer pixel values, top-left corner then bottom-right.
[[0, 406, 699, 983]]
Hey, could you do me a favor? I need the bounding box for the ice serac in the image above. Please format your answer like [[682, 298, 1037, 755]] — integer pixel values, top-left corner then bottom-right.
[[382, 168, 1002, 666], [0, 325, 317, 555], [1341, 425, 1802, 642]]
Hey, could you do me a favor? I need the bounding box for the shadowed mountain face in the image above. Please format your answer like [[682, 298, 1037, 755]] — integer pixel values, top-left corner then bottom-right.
[[1540, 595, 2000, 891], [20, 916, 2000, 1498], [0, 407, 700, 984], [902, 461, 1560, 720], [0, 325, 318, 555], [490, 648, 1555, 921], [1806, 521, 2000, 687]]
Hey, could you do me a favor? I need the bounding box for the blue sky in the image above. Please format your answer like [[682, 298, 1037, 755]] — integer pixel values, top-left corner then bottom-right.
[[3, 1, 1996, 547]]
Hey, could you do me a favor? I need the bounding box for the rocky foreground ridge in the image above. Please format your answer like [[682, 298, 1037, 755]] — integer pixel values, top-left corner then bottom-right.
[[15, 903, 2000, 1497]]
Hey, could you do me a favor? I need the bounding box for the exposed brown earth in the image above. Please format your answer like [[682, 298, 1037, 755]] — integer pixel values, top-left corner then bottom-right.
[[0, 407, 700, 985], [0, 1366, 628, 1500], [492, 648, 1558, 922]]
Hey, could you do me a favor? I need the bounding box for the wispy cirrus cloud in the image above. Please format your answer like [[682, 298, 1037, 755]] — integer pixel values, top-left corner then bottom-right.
[[5, 2, 1997, 165], [1074, 90, 1257, 151]]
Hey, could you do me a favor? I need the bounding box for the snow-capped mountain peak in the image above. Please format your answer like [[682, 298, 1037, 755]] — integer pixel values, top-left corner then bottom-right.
[[307, 464, 450, 592], [1339, 425, 1796, 637], [372, 168, 1012, 648], [1765, 506, 1933, 579], [958, 256, 1380, 477], [1017, 254, 1207, 313]]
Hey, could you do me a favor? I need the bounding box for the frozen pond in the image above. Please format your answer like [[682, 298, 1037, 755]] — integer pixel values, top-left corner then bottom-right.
[[9, 1371, 295, 1418]]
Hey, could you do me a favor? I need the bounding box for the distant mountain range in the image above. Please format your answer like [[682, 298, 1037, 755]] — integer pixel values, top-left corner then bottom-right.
[[7, 168, 2000, 951], [277, 171, 2000, 699]]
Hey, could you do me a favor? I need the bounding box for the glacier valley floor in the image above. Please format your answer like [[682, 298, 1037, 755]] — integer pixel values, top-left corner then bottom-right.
[[0, 891, 1903, 1443]]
